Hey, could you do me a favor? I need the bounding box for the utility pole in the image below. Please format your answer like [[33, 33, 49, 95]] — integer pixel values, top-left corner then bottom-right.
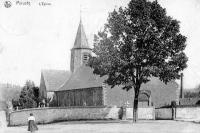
[[180, 73, 184, 99]]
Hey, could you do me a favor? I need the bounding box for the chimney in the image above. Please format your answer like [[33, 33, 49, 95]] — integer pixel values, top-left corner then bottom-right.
[[180, 73, 184, 98]]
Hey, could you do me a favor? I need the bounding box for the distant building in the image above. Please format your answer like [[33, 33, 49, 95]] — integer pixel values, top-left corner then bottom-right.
[[39, 19, 179, 108]]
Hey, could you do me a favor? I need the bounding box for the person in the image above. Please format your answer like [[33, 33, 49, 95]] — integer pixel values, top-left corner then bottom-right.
[[28, 113, 38, 133]]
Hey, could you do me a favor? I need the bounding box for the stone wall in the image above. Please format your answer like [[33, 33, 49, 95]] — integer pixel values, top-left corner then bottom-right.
[[9, 107, 119, 126], [176, 107, 200, 121], [155, 107, 200, 121], [0, 111, 7, 132], [126, 107, 155, 120], [9, 106, 155, 126], [155, 108, 172, 120]]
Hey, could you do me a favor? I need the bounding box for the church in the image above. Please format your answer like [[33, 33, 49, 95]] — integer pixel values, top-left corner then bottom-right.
[[39, 19, 179, 108]]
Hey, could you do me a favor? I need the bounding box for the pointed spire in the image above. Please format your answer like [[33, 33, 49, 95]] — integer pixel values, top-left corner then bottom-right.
[[73, 18, 90, 49], [80, 4, 82, 22]]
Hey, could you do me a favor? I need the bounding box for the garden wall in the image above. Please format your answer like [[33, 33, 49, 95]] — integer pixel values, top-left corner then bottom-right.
[[0, 111, 7, 131], [9, 106, 155, 126], [176, 107, 200, 121], [9, 106, 118, 126], [155, 108, 172, 120], [155, 106, 200, 121], [126, 107, 155, 120]]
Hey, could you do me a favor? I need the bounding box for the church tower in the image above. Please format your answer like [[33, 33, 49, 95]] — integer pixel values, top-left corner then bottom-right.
[[70, 19, 92, 73]]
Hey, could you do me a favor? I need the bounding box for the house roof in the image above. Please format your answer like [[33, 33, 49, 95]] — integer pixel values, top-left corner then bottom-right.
[[41, 70, 71, 91], [57, 65, 106, 91], [72, 19, 90, 49]]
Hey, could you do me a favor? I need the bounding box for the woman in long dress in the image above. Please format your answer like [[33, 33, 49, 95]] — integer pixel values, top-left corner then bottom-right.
[[28, 113, 38, 133]]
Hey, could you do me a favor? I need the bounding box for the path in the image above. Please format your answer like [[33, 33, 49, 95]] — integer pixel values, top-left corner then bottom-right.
[[3, 120, 200, 133]]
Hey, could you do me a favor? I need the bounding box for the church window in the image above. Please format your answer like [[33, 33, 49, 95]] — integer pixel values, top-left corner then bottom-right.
[[83, 53, 89, 63]]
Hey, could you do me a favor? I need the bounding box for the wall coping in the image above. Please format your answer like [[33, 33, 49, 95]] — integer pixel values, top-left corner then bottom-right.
[[126, 107, 154, 109], [157, 106, 200, 109], [10, 106, 116, 113], [176, 106, 200, 108], [10, 106, 155, 114]]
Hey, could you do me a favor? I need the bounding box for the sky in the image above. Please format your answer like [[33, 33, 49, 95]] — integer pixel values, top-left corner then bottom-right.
[[0, 0, 199, 89]]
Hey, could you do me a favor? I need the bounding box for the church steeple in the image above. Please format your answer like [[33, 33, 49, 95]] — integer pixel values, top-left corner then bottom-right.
[[70, 19, 92, 73], [73, 19, 90, 49]]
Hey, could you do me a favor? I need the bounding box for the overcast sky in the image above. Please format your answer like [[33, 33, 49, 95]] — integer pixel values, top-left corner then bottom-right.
[[0, 0, 199, 89]]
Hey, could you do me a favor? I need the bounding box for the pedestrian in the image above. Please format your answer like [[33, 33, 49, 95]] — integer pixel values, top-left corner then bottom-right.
[[28, 113, 38, 133]]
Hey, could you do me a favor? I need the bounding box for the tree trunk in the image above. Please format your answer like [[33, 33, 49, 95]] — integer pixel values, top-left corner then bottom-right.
[[133, 88, 139, 123], [133, 97, 138, 122]]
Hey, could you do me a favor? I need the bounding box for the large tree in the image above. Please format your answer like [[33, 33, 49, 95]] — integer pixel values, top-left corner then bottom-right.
[[18, 80, 40, 109], [88, 0, 188, 122]]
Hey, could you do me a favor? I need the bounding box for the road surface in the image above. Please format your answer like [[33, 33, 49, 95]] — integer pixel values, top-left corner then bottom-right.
[[3, 120, 200, 133]]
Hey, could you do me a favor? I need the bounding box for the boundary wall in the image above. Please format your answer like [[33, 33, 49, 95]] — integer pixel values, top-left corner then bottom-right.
[[176, 107, 200, 121], [9, 106, 155, 126]]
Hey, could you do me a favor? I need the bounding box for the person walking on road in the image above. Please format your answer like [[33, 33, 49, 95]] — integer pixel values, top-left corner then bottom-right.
[[28, 113, 38, 133]]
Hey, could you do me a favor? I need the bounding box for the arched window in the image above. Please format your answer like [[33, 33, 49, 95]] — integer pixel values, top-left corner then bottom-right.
[[138, 90, 151, 107], [138, 93, 149, 101]]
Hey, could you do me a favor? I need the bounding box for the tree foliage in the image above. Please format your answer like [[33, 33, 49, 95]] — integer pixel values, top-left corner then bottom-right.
[[184, 90, 200, 98], [183, 84, 200, 98], [88, 0, 188, 122], [18, 80, 40, 109]]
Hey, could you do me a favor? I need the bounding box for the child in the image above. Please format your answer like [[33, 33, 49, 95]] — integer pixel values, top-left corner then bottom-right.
[[28, 113, 38, 133]]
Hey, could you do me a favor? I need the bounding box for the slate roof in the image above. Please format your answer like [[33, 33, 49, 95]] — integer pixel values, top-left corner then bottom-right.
[[41, 70, 71, 91], [57, 65, 106, 91], [73, 19, 91, 49]]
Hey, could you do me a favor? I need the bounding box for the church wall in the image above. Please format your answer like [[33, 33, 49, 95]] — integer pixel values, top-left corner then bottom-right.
[[55, 87, 103, 107]]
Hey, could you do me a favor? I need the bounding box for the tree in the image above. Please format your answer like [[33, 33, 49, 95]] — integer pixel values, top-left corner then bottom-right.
[[18, 80, 40, 109], [32, 86, 40, 107], [184, 90, 199, 98], [194, 84, 200, 97], [88, 0, 188, 122]]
